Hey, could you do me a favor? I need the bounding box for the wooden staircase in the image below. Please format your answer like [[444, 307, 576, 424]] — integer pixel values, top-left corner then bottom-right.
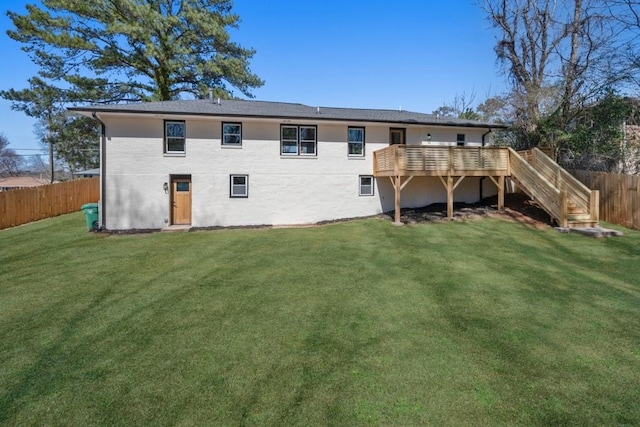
[[509, 148, 599, 228]]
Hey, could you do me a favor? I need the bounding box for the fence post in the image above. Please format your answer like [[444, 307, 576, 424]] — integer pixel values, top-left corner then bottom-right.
[[635, 176, 640, 229]]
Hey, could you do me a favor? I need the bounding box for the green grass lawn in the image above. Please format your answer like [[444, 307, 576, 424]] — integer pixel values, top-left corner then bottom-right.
[[1, 213, 639, 426]]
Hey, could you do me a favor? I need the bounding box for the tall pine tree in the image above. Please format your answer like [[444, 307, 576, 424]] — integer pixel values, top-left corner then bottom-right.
[[3, 0, 263, 103]]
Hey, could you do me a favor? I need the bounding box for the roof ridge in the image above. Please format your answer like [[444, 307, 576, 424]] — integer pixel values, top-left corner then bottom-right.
[[69, 98, 507, 128]]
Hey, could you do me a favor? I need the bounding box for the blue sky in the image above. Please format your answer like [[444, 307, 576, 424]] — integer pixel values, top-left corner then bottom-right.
[[0, 0, 507, 156]]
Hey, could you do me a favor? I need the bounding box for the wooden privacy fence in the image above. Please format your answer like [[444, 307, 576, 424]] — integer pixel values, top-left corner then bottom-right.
[[569, 170, 640, 229], [0, 178, 99, 230]]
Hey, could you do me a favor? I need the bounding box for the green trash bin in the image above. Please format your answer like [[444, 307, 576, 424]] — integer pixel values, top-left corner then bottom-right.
[[81, 203, 100, 231]]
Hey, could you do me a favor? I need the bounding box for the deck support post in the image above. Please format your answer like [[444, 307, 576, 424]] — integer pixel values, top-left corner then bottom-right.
[[498, 176, 505, 210], [447, 176, 454, 219], [560, 190, 568, 227], [394, 175, 401, 223], [438, 175, 464, 219], [489, 176, 505, 211], [390, 175, 414, 224]]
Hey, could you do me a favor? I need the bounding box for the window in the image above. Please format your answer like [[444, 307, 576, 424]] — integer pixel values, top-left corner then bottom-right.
[[348, 127, 365, 156], [222, 122, 242, 146], [230, 175, 248, 198], [281, 125, 317, 156], [457, 133, 466, 147], [359, 175, 374, 196], [165, 121, 186, 153]]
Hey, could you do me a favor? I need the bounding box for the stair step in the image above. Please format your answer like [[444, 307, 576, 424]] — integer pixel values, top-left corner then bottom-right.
[[567, 213, 592, 221]]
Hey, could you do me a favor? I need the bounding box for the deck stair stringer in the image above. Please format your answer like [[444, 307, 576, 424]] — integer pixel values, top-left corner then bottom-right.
[[509, 148, 599, 228]]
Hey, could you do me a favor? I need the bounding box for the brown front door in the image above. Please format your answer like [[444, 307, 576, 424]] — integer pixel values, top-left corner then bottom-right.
[[171, 176, 192, 225], [390, 128, 406, 145]]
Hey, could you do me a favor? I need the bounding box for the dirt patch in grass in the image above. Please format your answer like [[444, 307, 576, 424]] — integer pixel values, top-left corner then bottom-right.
[[388, 192, 553, 229]]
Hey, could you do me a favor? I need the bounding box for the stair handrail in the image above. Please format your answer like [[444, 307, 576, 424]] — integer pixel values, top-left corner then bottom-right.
[[530, 148, 597, 220], [508, 148, 562, 222], [532, 148, 591, 192]]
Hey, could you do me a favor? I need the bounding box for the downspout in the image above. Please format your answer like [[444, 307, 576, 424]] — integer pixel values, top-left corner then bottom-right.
[[92, 112, 106, 230], [479, 129, 492, 201]]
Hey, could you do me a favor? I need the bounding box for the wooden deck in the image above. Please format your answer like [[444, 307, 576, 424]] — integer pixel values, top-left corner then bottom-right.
[[373, 145, 510, 223], [372, 145, 599, 227]]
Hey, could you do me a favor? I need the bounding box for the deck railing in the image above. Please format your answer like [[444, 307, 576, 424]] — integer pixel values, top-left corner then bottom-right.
[[373, 145, 510, 177]]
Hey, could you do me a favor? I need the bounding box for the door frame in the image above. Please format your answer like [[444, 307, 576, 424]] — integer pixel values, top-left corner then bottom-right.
[[389, 128, 406, 145], [170, 174, 192, 225]]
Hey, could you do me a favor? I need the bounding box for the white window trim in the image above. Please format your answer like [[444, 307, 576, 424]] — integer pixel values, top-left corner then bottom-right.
[[348, 127, 365, 157], [230, 174, 248, 198], [222, 122, 242, 147], [457, 133, 466, 147], [359, 175, 374, 196], [165, 120, 186, 154]]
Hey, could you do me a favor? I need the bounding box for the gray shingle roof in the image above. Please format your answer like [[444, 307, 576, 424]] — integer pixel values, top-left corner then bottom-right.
[[71, 99, 507, 129]]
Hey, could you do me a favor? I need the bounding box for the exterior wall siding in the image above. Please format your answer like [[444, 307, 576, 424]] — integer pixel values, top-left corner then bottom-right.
[[419, 127, 488, 146], [102, 116, 497, 230]]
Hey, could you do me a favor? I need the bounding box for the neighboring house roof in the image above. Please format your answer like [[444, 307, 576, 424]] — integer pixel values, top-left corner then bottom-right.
[[0, 176, 50, 189], [72, 168, 100, 177], [71, 99, 507, 129]]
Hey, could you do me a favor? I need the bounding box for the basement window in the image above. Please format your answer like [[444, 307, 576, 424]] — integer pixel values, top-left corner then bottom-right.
[[359, 175, 374, 196], [230, 175, 248, 198]]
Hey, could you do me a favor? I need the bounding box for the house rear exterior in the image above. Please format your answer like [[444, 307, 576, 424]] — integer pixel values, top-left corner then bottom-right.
[[72, 99, 505, 230]]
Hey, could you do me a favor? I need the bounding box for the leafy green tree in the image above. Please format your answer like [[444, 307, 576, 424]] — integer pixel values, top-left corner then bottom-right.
[[561, 90, 636, 172]]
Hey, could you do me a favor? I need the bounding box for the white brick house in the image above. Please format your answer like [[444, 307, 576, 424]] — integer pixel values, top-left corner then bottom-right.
[[72, 99, 505, 230]]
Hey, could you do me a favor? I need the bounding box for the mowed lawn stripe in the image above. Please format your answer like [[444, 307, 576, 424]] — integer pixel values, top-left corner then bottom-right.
[[1, 213, 639, 425]]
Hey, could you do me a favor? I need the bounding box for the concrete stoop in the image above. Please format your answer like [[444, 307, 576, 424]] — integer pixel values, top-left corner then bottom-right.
[[161, 225, 192, 232], [555, 226, 624, 238]]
